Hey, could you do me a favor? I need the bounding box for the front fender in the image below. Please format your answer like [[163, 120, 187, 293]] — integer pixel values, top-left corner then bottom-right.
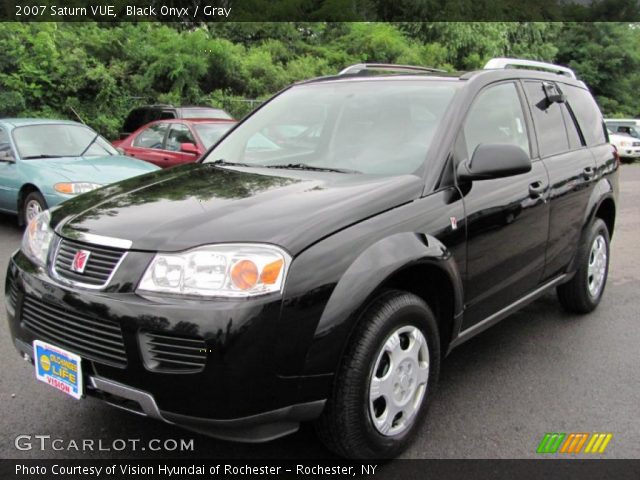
[[299, 232, 463, 376], [318, 232, 462, 336], [274, 187, 466, 386]]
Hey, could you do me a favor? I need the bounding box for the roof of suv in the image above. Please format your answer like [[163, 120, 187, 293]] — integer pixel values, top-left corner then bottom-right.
[[301, 58, 586, 89]]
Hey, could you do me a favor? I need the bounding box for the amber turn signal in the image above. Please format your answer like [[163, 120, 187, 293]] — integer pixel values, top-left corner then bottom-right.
[[260, 259, 284, 285]]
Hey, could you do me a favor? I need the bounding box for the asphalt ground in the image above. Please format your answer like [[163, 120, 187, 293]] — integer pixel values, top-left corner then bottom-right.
[[0, 165, 638, 460]]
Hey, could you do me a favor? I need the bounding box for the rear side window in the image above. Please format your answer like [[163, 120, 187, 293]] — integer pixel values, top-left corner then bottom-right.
[[159, 110, 176, 120], [562, 105, 583, 149], [523, 81, 569, 157], [123, 109, 145, 134], [463, 82, 530, 157], [564, 85, 607, 146]]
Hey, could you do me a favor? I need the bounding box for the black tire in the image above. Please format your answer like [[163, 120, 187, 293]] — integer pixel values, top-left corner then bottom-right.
[[20, 190, 47, 226], [556, 218, 610, 314], [315, 290, 440, 459]]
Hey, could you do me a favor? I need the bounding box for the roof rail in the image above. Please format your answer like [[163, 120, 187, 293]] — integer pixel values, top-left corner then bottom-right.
[[339, 63, 446, 76], [484, 58, 576, 79]]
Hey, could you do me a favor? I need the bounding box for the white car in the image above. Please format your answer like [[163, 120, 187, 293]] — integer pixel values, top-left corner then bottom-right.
[[608, 130, 640, 161]]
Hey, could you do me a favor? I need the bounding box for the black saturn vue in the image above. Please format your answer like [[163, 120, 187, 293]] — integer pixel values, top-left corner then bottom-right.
[[6, 58, 618, 458]]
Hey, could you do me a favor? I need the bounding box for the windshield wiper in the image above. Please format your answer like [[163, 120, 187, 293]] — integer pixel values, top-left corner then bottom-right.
[[21, 154, 66, 160], [265, 163, 361, 174], [79, 133, 100, 157], [209, 159, 257, 168]]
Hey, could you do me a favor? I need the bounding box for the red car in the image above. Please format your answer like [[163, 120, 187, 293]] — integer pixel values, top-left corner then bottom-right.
[[113, 119, 236, 168]]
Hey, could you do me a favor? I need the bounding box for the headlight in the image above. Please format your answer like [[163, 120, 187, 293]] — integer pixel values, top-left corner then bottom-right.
[[137, 244, 291, 298], [21, 210, 54, 268], [54, 182, 102, 195]]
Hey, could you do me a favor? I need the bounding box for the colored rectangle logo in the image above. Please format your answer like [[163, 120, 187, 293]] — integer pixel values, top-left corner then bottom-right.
[[537, 432, 612, 454]]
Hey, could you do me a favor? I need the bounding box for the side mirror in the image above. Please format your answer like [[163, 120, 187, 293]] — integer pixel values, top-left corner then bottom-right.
[[180, 143, 199, 155], [0, 151, 15, 163], [457, 144, 531, 182]]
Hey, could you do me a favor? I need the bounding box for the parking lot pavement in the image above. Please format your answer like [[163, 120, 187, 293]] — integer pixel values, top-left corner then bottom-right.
[[1, 166, 639, 460]]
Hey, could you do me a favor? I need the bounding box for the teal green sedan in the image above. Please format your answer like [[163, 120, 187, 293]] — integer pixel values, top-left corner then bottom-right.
[[0, 119, 160, 224]]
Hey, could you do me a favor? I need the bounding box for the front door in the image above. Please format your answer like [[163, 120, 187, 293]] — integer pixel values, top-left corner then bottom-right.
[[457, 81, 551, 329], [0, 126, 19, 213]]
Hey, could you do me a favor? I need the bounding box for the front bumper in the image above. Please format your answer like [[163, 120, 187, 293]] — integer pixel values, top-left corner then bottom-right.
[[6, 251, 328, 442], [618, 146, 640, 158]]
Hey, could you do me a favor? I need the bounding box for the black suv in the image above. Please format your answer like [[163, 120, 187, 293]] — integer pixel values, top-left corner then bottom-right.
[[6, 59, 618, 459], [121, 104, 232, 138]]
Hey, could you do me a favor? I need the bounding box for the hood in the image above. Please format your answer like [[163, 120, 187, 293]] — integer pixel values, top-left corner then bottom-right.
[[52, 163, 423, 255], [24, 155, 158, 184]]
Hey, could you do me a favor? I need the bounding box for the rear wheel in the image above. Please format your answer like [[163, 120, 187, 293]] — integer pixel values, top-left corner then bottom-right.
[[557, 218, 610, 313], [21, 191, 48, 225], [315, 290, 440, 459]]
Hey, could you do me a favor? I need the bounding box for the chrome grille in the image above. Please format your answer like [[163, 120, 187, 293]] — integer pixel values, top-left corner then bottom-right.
[[21, 295, 127, 367], [54, 238, 125, 287], [139, 331, 207, 373]]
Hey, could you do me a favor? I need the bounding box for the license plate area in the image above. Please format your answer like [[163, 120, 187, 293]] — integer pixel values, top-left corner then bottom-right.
[[33, 340, 83, 399]]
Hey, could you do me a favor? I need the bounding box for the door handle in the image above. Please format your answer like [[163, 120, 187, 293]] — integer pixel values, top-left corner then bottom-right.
[[528, 181, 545, 198], [582, 166, 595, 180]]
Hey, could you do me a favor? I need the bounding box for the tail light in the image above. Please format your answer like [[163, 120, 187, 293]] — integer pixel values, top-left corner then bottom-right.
[[612, 145, 620, 168]]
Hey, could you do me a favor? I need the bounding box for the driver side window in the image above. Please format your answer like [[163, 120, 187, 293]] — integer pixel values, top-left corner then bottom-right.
[[0, 128, 15, 161], [463, 83, 530, 158]]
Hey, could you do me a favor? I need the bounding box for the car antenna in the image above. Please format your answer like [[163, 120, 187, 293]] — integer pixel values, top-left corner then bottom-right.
[[69, 106, 87, 125]]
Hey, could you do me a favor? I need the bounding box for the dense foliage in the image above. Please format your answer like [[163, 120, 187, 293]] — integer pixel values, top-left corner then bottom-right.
[[0, 22, 638, 138]]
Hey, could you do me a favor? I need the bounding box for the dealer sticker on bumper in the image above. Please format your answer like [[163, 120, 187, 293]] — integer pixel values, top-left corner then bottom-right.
[[33, 340, 83, 399]]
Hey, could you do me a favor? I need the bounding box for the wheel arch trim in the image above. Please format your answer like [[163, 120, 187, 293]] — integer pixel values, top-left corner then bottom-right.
[[567, 178, 616, 274], [307, 232, 464, 373]]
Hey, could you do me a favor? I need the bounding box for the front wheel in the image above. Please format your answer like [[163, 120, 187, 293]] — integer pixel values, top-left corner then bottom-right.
[[557, 218, 610, 313], [315, 290, 440, 459], [21, 191, 48, 225]]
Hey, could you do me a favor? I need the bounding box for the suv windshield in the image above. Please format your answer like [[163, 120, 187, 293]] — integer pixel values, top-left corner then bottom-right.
[[203, 80, 459, 175], [13, 124, 117, 159]]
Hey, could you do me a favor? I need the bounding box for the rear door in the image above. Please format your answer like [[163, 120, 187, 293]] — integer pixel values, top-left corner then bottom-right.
[[458, 81, 551, 328], [522, 81, 598, 280]]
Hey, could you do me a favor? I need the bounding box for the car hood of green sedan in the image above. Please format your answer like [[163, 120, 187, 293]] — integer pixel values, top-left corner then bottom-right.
[[23, 155, 159, 183]]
